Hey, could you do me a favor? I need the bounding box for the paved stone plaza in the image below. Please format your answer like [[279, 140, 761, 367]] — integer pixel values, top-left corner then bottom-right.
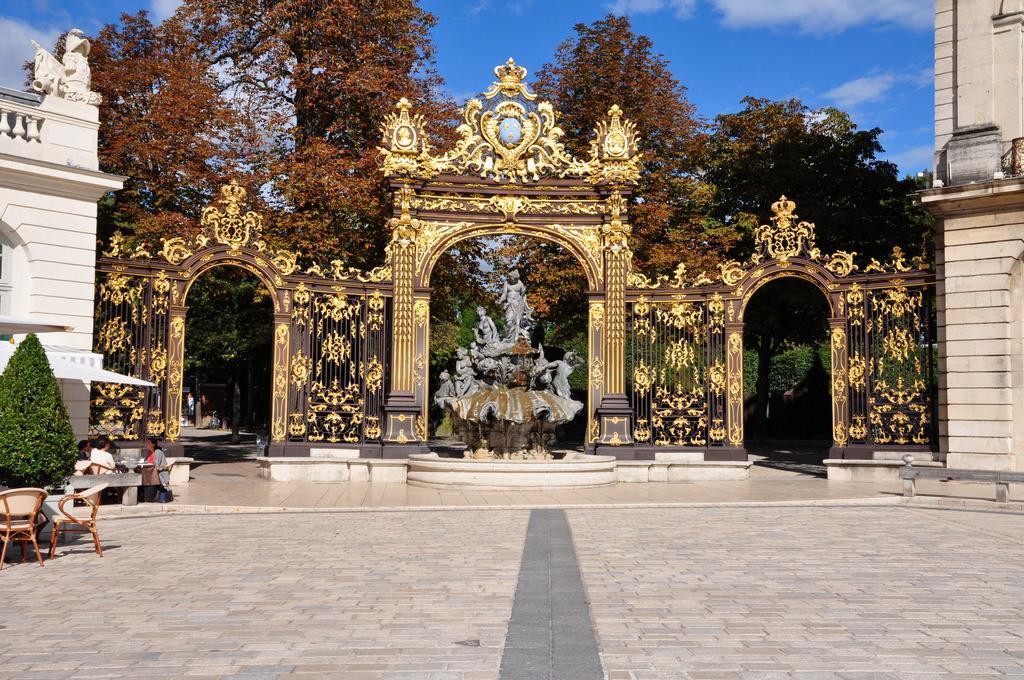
[[2, 504, 1023, 679]]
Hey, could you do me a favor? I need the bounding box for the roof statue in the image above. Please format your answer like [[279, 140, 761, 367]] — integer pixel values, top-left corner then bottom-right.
[[31, 29, 102, 105], [379, 58, 642, 185]]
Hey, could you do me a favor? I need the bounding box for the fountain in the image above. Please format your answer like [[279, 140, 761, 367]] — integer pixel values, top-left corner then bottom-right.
[[433, 271, 584, 459], [408, 271, 616, 488]]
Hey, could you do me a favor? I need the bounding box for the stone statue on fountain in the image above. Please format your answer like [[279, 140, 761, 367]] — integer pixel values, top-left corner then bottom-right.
[[434, 271, 584, 459], [497, 270, 534, 341]]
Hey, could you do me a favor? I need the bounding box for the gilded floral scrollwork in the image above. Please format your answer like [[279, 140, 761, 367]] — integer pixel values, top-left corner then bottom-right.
[[633, 359, 654, 396], [89, 382, 145, 440], [753, 195, 821, 262], [824, 251, 858, 277], [160, 238, 193, 265], [379, 60, 640, 185]]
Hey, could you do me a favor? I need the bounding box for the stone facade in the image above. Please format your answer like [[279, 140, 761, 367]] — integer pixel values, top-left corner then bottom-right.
[[0, 85, 124, 436], [935, 0, 1024, 183], [921, 0, 1024, 472]]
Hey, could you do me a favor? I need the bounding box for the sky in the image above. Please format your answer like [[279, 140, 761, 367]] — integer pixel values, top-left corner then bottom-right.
[[1, 0, 935, 174]]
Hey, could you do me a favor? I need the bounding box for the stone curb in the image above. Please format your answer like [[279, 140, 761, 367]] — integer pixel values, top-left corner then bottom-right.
[[91, 494, 1024, 520], [96, 495, 912, 520]]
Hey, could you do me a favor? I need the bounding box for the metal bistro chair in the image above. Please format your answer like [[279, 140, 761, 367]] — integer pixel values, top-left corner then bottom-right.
[[49, 483, 108, 559], [0, 487, 48, 569]]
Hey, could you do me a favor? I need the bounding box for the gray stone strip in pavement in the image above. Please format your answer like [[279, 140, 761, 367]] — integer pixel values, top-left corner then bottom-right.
[[499, 508, 604, 680]]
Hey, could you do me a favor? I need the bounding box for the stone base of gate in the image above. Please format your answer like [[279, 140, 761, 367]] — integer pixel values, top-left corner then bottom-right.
[[616, 459, 752, 482], [824, 458, 944, 482], [258, 455, 754, 485], [258, 458, 407, 483]]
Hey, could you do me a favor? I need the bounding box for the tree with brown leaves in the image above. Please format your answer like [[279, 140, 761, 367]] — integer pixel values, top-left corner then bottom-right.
[[88, 0, 458, 270], [514, 14, 735, 341]]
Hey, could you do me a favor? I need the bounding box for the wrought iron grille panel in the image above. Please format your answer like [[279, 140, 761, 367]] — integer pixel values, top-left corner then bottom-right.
[[865, 282, 935, 446], [90, 271, 164, 440], [288, 288, 390, 445], [628, 295, 726, 447]]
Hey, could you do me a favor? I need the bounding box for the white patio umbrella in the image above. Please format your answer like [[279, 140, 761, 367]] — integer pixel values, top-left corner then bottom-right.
[[0, 343, 155, 387], [0, 315, 72, 334]]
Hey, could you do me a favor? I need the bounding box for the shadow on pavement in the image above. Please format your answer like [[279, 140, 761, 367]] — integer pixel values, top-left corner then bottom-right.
[[179, 428, 260, 466], [747, 441, 830, 478]]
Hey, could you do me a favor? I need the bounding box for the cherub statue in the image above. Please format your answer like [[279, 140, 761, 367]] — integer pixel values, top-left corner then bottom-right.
[[434, 370, 455, 409], [453, 348, 478, 398], [473, 306, 500, 345], [530, 343, 552, 390], [546, 351, 583, 400]]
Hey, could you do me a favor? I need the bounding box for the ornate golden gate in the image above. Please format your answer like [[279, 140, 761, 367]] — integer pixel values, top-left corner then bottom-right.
[[90, 59, 936, 461], [375, 59, 643, 457], [625, 197, 936, 460], [90, 182, 391, 456]]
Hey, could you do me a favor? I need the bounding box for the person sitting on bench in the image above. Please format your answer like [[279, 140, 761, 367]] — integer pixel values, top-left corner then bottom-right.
[[74, 439, 92, 475], [88, 436, 116, 475]]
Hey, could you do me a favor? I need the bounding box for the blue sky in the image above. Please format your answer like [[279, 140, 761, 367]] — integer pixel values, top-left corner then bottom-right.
[[1, 0, 935, 174]]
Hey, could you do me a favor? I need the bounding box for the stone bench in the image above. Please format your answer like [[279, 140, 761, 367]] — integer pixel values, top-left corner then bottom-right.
[[69, 473, 143, 506], [899, 462, 1024, 503], [166, 457, 194, 486]]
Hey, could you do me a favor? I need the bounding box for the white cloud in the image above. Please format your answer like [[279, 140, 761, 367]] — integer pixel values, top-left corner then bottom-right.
[[887, 144, 934, 175], [608, 0, 931, 32], [0, 17, 60, 92], [608, 0, 698, 19], [151, 0, 182, 21], [708, 0, 932, 33], [823, 73, 897, 109]]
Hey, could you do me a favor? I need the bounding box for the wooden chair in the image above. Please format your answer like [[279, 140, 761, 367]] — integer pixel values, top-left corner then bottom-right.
[[0, 487, 48, 569], [48, 483, 108, 559]]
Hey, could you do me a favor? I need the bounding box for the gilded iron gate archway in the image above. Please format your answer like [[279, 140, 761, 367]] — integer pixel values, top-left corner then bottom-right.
[[375, 59, 644, 457], [625, 196, 937, 460], [90, 181, 392, 456]]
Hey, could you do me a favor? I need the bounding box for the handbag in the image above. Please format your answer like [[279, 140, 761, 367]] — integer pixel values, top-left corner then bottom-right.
[[156, 487, 173, 503]]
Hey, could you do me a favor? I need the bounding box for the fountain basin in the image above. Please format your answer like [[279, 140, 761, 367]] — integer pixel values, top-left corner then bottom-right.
[[406, 453, 617, 489]]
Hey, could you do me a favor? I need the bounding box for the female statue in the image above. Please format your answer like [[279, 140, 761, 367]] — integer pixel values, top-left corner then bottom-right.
[[497, 270, 534, 341]]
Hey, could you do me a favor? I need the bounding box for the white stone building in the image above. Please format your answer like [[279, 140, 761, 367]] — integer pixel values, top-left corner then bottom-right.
[[917, 0, 1024, 471], [0, 39, 126, 437]]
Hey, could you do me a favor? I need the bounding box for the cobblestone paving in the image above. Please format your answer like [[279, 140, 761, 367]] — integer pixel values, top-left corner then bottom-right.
[[0, 512, 528, 679], [568, 505, 1024, 679], [3, 505, 1024, 679]]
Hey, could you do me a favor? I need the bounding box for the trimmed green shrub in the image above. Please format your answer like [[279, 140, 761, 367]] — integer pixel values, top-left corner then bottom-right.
[[0, 334, 76, 488]]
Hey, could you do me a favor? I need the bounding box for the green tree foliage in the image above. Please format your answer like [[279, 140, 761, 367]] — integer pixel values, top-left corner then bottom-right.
[[742, 278, 830, 441], [704, 97, 933, 262], [528, 14, 734, 334], [0, 334, 76, 488], [185, 267, 274, 437]]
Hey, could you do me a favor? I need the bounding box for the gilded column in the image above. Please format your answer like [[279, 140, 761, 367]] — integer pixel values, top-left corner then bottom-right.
[[587, 299, 605, 451], [595, 191, 635, 456], [165, 306, 186, 443], [270, 315, 290, 445], [829, 317, 850, 457], [381, 184, 423, 455], [724, 321, 744, 452]]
